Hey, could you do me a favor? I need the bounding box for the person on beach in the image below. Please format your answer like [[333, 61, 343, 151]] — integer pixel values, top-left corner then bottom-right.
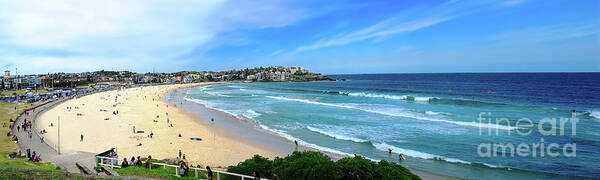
[[80, 134, 84, 142], [133, 126, 136, 133], [294, 140, 298, 147], [121, 158, 129, 168], [135, 156, 142, 166], [145, 155, 152, 168], [179, 150, 182, 159], [129, 157, 135, 165], [206, 166, 213, 180], [388, 148, 393, 154]]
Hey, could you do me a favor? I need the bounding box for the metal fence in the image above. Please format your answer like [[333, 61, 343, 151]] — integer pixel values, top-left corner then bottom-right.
[[96, 156, 268, 180]]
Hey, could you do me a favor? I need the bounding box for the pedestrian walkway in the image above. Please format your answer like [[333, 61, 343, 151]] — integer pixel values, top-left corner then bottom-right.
[[12, 98, 97, 174]]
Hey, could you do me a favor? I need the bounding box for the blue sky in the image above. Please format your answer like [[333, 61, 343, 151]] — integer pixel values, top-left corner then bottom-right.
[[0, 0, 598, 75]]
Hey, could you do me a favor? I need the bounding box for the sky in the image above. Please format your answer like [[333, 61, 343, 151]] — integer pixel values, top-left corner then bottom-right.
[[0, 0, 598, 75]]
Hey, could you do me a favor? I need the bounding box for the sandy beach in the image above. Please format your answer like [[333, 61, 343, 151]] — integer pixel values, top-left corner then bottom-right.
[[35, 83, 286, 167]]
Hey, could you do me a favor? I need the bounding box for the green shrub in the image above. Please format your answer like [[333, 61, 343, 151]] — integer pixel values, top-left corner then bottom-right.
[[272, 151, 341, 180], [227, 155, 273, 179], [337, 155, 378, 180], [374, 160, 421, 180], [224, 151, 421, 180]]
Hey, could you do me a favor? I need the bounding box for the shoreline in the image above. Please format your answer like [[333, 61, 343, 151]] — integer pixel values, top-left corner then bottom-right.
[[165, 84, 349, 160], [171, 83, 450, 180]]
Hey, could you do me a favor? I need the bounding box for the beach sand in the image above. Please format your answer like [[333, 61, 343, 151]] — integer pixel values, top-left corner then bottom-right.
[[36, 83, 286, 167]]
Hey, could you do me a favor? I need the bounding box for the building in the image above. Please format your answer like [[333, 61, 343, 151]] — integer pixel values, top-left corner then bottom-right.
[[4, 70, 9, 77]]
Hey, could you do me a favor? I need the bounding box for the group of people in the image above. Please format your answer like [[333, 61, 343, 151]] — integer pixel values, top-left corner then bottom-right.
[[119, 153, 215, 179], [25, 148, 41, 162], [120, 155, 147, 168]]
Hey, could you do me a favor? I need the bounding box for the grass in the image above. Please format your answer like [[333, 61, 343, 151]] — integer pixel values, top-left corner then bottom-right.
[[0, 90, 53, 96], [0, 100, 62, 171], [0, 152, 61, 171], [114, 164, 208, 179], [0, 168, 100, 179]]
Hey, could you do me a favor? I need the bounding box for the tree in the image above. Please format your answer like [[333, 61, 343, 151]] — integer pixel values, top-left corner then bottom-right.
[[337, 155, 378, 180], [374, 160, 421, 180], [227, 155, 273, 179], [272, 151, 341, 180]]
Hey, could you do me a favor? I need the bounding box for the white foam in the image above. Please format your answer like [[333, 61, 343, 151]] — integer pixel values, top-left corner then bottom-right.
[[258, 124, 356, 157], [242, 109, 262, 119], [425, 111, 440, 115], [266, 96, 518, 130], [373, 142, 471, 165], [347, 92, 408, 100], [307, 126, 368, 143], [345, 92, 437, 103], [413, 96, 437, 102], [239, 88, 247, 91], [204, 91, 231, 97], [184, 97, 239, 117], [590, 110, 600, 119]]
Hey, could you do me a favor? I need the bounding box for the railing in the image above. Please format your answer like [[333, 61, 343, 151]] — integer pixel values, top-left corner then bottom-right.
[[96, 156, 267, 180]]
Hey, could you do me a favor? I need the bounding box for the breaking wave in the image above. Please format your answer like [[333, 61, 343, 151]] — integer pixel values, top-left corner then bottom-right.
[[306, 126, 369, 143], [266, 96, 518, 130]]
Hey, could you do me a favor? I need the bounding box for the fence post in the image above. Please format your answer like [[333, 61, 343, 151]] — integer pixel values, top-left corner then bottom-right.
[[176, 166, 179, 176], [163, 164, 166, 169], [217, 172, 220, 180], [195, 169, 198, 178]]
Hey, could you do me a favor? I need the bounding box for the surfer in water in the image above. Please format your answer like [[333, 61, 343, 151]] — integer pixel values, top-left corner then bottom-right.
[[399, 153, 406, 161]]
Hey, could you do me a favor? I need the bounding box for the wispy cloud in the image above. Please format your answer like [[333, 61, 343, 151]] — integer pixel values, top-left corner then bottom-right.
[[268, 50, 284, 57], [286, 0, 490, 55], [499, 0, 528, 7], [489, 22, 600, 44]]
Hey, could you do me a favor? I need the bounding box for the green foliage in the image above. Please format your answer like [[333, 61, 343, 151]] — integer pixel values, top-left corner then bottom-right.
[[227, 152, 421, 180], [337, 155, 378, 180], [272, 151, 341, 180], [227, 155, 273, 179], [374, 160, 421, 180]]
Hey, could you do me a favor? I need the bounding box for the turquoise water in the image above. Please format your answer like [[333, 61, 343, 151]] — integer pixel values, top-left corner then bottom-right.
[[184, 73, 600, 179]]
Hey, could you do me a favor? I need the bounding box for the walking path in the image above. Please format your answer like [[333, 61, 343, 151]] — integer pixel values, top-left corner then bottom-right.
[[12, 96, 98, 174]]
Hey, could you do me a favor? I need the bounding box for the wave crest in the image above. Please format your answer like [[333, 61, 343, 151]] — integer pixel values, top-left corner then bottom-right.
[[266, 96, 518, 130], [307, 126, 369, 143], [373, 142, 472, 165]]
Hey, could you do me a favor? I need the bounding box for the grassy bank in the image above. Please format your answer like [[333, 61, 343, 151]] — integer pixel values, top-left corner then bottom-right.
[[0, 168, 95, 179], [113, 159, 209, 180], [0, 101, 62, 171]]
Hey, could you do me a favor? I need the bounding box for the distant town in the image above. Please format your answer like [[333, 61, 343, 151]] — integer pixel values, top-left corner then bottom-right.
[[1, 66, 333, 92]]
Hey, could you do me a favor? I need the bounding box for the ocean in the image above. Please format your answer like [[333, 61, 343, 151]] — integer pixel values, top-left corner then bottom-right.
[[183, 73, 600, 179]]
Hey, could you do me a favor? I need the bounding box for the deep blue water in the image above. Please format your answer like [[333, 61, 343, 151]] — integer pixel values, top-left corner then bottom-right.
[[185, 73, 600, 179]]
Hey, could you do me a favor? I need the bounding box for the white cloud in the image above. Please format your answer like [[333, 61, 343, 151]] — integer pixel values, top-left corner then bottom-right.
[[285, 0, 483, 55], [0, 0, 315, 74]]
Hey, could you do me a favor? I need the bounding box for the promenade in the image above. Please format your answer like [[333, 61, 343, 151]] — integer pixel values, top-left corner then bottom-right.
[[11, 96, 98, 174]]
